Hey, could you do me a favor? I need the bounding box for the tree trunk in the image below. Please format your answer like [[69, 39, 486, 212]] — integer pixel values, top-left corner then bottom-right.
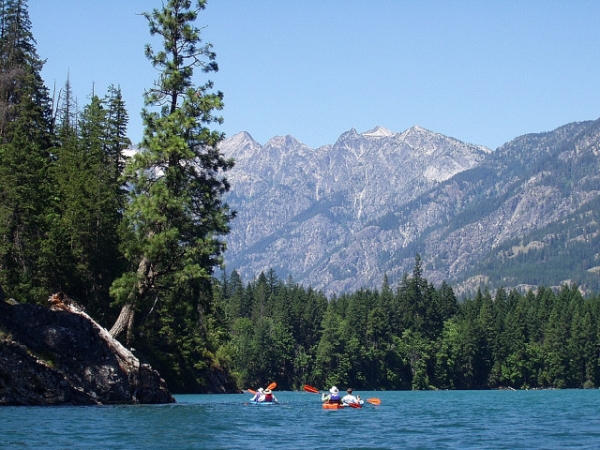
[[109, 256, 152, 344], [109, 302, 135, 342]]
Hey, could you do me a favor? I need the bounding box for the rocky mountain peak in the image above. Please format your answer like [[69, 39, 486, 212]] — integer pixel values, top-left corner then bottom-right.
[[361, 126, 394, 138], [220, 125, 493, 294], [265, 134, 303, 149], [220, 118, 600, 297], [224, 130, 257, 148]]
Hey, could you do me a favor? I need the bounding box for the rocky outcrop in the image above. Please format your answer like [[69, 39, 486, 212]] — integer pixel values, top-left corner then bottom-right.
[[0, 295, 175, 406]]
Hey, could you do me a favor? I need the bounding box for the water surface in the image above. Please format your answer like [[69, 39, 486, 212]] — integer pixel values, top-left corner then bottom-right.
[[2, 390, 600, 449]]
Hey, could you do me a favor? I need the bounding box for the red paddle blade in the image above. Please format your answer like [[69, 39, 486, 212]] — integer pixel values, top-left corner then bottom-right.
[[247, 389, 256, 395], [267, 382, 277, 391], [303, 385, 320, 394], [367, 398, 381, 405]]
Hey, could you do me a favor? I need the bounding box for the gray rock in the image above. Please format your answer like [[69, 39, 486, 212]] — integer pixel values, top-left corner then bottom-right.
[[0, 296, 174, 406]]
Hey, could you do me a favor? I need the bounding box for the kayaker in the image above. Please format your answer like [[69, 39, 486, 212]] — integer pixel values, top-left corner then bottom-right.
[[342, 388, 360, 405], [250, 388, 264, 402], [262, 388, 278, 403], [322, 386, 342, 404]]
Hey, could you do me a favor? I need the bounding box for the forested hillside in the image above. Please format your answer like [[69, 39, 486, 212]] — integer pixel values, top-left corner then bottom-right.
[[214, 259, 600, 391], [452, 120, 600, 293]]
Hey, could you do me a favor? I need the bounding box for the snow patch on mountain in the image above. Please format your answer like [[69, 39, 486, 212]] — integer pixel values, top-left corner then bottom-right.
[[361, 126, 393, 138]]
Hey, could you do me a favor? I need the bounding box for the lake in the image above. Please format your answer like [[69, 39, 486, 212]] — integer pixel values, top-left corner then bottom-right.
[[2, 389, 600, 449]]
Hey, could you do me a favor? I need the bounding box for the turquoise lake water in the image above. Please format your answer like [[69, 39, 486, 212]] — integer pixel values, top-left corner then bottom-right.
[[2, 389, 600, 449]]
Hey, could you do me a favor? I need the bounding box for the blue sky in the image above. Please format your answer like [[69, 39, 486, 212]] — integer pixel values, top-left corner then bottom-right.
[[29, 1, 600, 150]]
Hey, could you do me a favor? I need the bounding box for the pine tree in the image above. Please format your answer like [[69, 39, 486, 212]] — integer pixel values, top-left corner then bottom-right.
[[0, 0, 54, 301], [47, 89, 127, 321], [44, 77, 80, 293], [102, 84, 130, 187], [109, 0, 235, 345], [315, 302, 348, 387], [0, 0, 53, 143]]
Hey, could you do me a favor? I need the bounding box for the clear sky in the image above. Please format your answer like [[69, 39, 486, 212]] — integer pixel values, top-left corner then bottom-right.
[[29, 0, 600, 150]]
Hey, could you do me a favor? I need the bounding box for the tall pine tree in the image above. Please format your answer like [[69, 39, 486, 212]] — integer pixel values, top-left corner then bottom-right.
[[0, 0, 54, 302], [109, 0, 235, 347]]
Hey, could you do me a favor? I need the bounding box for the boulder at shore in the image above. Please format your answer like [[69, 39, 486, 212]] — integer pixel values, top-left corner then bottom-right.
[[0, 295, 175, 406]]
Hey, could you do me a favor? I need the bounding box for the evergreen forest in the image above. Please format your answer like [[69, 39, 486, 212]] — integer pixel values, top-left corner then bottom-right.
[[212, 260, 600, 392], [1, 0, 600, 394]]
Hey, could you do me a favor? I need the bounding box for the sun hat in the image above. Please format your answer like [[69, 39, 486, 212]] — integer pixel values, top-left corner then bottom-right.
[[258, 388, 264, 393], [330, 386, 339, 394], [264, 389, 272, 394]]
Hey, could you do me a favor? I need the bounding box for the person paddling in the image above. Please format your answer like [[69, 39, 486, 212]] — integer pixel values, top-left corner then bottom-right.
[[250, 388, 264, 402], [342, 388, 361, 406], [322, 386, 342, 404], [262, 388, 278, 403]]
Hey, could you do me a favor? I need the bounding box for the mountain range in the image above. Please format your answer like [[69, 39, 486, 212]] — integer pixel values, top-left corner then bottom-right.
[[219, 118, 600, 297]]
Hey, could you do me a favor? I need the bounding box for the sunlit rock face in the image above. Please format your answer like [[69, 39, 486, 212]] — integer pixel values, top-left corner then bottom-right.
[[220, 125, 490, 295], [220, 118, 600, 297]]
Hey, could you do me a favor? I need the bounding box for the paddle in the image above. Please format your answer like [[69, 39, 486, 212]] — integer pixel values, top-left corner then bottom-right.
[[303, 384, 320, 394], [366, 398, 381, 405], [247, 382, 276, 396]]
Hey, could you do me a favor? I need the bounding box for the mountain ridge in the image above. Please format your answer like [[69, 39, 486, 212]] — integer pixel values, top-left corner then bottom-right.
[[219, 125, 494, 294], [220, 118, 600, 296]]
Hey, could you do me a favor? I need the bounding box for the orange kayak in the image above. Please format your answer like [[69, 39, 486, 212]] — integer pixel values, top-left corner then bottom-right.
[[322, 402, 345, 410]]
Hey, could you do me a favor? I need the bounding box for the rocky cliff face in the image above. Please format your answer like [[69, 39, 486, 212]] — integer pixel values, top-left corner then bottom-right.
[[0, 296, 174, 406], [220, 119, 600, 296], [220, 125, 491, 294], [417, 118, 600, 295]]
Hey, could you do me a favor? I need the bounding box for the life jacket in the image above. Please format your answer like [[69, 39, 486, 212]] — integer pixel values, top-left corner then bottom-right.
[[264, 393, 273, 402], [328, 393, 341, 404]]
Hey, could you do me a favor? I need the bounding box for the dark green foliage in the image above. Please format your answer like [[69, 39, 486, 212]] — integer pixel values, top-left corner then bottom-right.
[[0, 1, 126, 317], [46, 86, 129, 324], [215, 255, 600, 391], [470, 194, 600, 293], [0, 0, 55, 303], [0, 0, 237, 393]]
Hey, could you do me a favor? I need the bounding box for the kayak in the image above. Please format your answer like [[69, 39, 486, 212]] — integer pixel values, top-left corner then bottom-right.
[[248, 401, 278, 406], [322, 402, 345, 410], [322, 401, 364, 409]]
